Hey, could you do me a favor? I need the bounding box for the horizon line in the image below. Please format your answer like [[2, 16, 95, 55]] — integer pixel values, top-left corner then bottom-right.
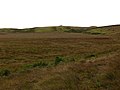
[[0, 24, 120, 29]]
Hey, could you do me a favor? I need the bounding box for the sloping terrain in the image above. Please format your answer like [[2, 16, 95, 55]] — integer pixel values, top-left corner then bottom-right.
[[1, 24, 120, 35], [0, 25, 120, 90]]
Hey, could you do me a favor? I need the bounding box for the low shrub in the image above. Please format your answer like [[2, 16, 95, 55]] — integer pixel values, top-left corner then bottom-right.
[[0, 69, 10, 77], [25, 61, 48, 69], [54, 56, 64, 65]]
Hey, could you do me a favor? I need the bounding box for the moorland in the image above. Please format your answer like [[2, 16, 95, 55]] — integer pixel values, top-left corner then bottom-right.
[[0, 25, 120, 90]]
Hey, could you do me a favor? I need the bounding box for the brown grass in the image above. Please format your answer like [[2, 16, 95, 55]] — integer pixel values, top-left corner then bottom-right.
[[0, 32, 119, 90]]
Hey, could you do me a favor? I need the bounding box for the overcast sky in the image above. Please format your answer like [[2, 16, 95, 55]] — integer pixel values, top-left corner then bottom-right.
[[0, 0, 120, 28]]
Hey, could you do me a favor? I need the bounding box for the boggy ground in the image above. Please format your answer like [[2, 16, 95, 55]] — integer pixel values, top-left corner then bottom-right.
[[0, 32, 120, 90]]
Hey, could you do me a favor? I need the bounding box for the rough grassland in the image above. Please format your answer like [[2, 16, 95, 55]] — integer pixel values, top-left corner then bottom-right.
[[0, 27, 120, 90]]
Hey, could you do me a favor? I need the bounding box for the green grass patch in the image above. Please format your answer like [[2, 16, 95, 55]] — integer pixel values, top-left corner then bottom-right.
[[34, 27, 56, 32], [85, 28, 107, 35]]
